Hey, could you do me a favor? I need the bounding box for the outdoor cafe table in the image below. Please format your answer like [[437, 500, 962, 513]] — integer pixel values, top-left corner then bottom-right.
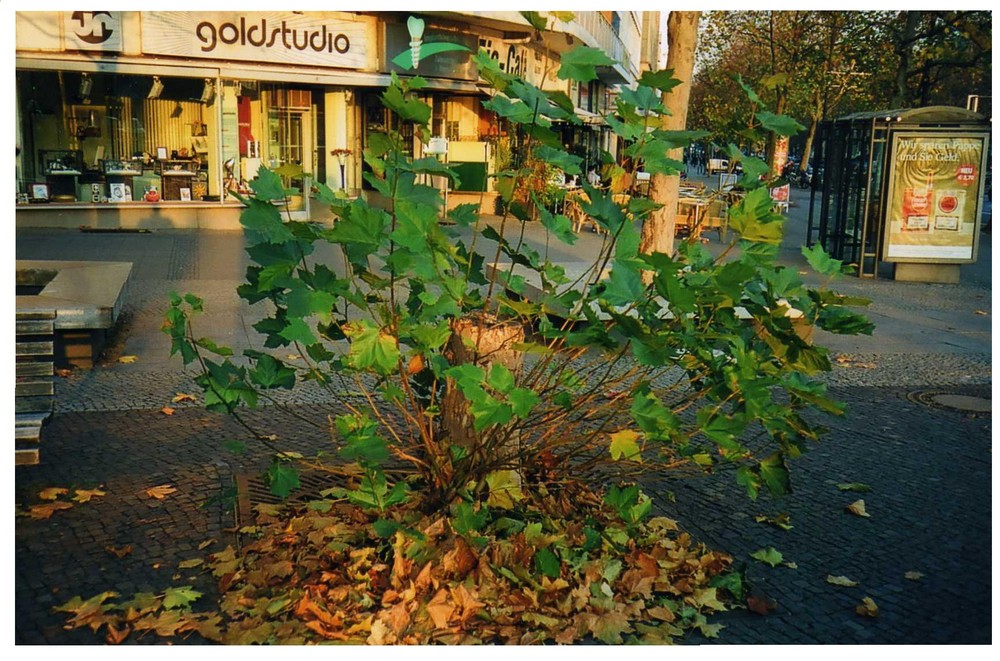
[[677, 195, 709, 240]]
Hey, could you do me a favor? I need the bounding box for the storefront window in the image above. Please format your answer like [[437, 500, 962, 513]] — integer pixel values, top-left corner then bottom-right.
[[16, 69, 219, 203], [217, 80, 326, 201]]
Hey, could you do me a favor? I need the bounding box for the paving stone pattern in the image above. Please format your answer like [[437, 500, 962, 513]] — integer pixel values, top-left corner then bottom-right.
[[15, 213, 992, 644]]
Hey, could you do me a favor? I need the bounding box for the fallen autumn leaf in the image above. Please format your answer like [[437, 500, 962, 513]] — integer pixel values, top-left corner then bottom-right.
[[160, 406, 176, 416], [145, 485, 178, 500], [904, 571, 925, 580], [855, 596, 879, 617], [826, 574, 859, 587], [39, 487, 69, 501], [846, 500, 871, 517], [28, 501, 73, 519], [118, 355, 138, 364], [171, 392, 197, 403], [72, 488, 107, 503]]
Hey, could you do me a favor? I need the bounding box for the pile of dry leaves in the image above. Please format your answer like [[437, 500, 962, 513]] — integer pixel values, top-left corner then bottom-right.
[[57, 483, 737, 645]]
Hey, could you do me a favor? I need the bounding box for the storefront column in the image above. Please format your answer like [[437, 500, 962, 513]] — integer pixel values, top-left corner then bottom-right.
[[326, 90, 351, 192]]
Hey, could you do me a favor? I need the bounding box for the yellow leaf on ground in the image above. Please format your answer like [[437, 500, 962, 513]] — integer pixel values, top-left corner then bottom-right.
[[846, 500, 871, 517], [974, 309, 988, 316], [178, 558, 204, 569], [904, 571, 925, 580], [145, 484, 178, 500], [106, 544, 133, 558], [39, 487, 69, 501], [72, 488, 106, 503], [28, 501, 73, 519], [161, 406, 175, 416], [855, 596, 879, 617], [198, 539, 214, 550], [118, 355, 138, 364], [826, 574, 859, 587], [172, 392, 197, 403], [286, 354, 302, 361], [55, 368, 73, 378]]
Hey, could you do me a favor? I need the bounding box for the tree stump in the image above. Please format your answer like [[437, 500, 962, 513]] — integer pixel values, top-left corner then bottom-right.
[[440, 313, 525, 481]]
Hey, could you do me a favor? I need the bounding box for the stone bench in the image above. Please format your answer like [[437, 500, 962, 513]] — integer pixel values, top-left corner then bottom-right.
[[16, 260, 132, 368], [16, 310, 56, 465]]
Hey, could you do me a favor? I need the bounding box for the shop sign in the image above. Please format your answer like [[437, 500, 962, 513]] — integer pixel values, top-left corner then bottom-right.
[[63, 11, 122, 52], [141, 12, 369, 68], [385, 22, 477, 80], [882, 132, 988, 263]]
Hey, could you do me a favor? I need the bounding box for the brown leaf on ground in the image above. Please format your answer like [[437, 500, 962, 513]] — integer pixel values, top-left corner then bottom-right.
[[118, 355, 138, 364], [145, 484, 178, 500], [826, 574, 859, 587], [974, 309, 988, 316], [855, 596, 879, 617], [55, 368, 74, 378], [846, 500, 871, 517], [426, 588, 455, 629], [160, 406, 176, 416], [172, 392, 197, 403], [747, 592, 778, 615], [178, 558, 204, 569], [28, 501, 73, 519], [105, 544, 133, 558], [105, 623, 131, 644], [39, 487, 69, 501], [73, 488, 106, 503]]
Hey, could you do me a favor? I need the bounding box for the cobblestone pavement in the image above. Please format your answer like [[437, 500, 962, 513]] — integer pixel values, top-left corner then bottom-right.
[[14, 208, 992, 644]]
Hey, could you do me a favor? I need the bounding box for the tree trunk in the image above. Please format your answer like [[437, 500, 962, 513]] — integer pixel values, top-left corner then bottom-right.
[[800, 114, 820, 173], [640, 11, 700, 272], [892, 11, 922, 107], [440, 313, 525, 481]]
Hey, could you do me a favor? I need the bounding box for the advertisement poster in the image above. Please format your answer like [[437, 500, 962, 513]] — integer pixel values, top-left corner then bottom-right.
[[883, 133, 987, 262]]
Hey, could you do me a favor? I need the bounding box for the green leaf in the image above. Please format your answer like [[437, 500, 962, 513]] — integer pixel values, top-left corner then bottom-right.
[[818, 306, 874, 336], [223, 439, 246, 454], [373, 518, 401, 538], [487, 364, 515, 394], [728, 187, 785, 244], [535, 547, 561, 579], [557, 45, 616, 82], [601, 263, 645, 307], [250, 354, 296, 390], [451, 501, 489, 535], [534, 145, 582, 175], [538, 205, 578, 246], [734, 73, 763, 107], [619, 85, 664, 114], [240, 199, 295, 244], [508, 388, 540, 418], [750, 547, 784, 567], [760, 452, 791, 496], [736, 466, 761, 501], [802, 243, 843, 277], [520, 10, 548, 31], [343, 320, 399, 376], [609, 429, 643, 462], [709, 572, 745, 601], [161, 586, 202, 610], [248, 167, 286, 201], [278, 317, 316, 346], [381, 78, 431, 126], [266, 461, 300, 499], [639, 69, 681, 93], [756, 111, 805, 137], [836, 482, 872, 492]]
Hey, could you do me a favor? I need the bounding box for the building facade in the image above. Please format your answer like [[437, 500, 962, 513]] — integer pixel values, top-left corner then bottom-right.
[[15, 10, 651, 228]]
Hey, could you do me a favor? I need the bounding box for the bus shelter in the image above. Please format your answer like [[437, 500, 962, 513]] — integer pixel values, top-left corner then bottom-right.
[[807, 106, 990, 282]]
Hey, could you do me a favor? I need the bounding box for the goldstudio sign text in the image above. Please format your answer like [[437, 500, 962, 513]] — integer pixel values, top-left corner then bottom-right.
[[196, 18, 350, 54], [140, 13, 370, 67]]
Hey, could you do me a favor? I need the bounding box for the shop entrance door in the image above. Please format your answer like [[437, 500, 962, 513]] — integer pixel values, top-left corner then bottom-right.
[[266, 89, 313, 182]]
